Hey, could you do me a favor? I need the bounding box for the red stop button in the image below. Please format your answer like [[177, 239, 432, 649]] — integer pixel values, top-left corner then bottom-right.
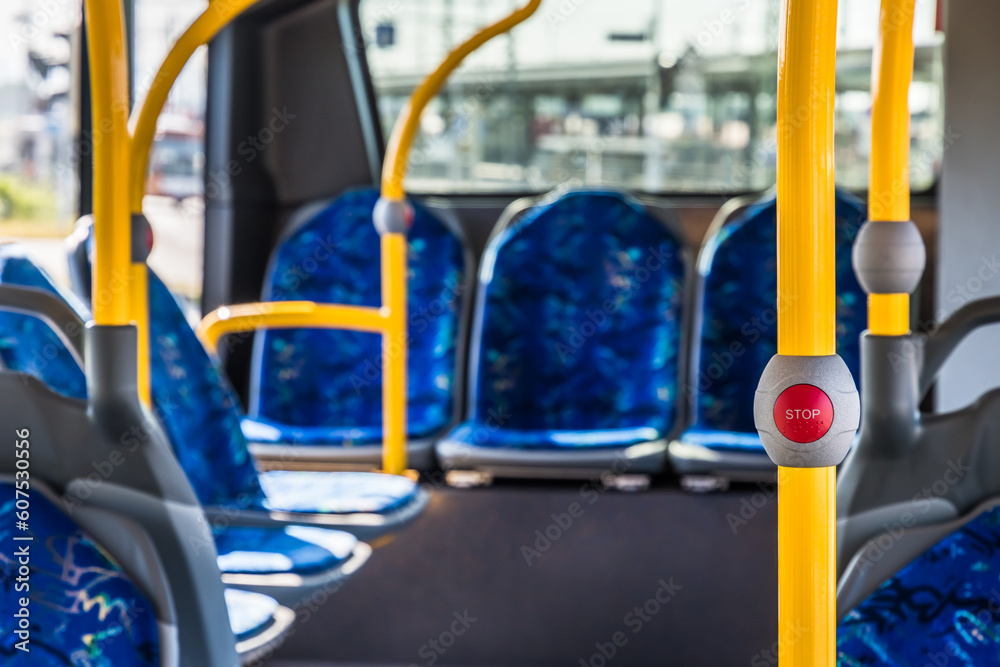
[[773, 384, 834, 444]]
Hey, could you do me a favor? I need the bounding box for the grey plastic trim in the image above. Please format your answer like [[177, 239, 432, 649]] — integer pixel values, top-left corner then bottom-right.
[[0, 284, 86, 364], [753, 354, 860, 467], [132, 213, 152, 263], [236, 604, 296, 666], [224, 541, 371, 606], [851, 220, 926, 295], [921, 295, 1000, 396], [666, 440, 776, 481], [204, 487, 429, 542], [837, 496, 997, 620], [157, 622, 180, 667], [435, 439, 668, 478], [248, 437, 435, 470], [373, 197, 412, 235]]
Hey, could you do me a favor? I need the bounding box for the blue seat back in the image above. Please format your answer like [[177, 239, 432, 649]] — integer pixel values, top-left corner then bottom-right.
[[250, 188, 465, 440], [0, 483, 160, 665], [0, 247, 88, 401], [0, 246, 264, 509], [468, 189, 686, 435], [147, 272, 264, 508], [691, 190, 866, 434], [838, 504, 1000, 663]]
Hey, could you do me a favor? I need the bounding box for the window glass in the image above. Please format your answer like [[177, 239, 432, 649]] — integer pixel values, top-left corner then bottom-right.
[[135, 0, 206, 306], [362, 0, 943, 195], [0, 0, 80, 282]]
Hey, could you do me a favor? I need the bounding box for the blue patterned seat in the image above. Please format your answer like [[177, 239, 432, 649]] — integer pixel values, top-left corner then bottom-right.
[[242, 188, 465, 469], [436, 189, 686, 474], [0, 483, 290, 663], [143, 270, 426, 533], [0, 482, 160, 665], [225, 589, 282, 642], [837, 503, 1000, 665], [0, 245, 422, 547], [668, 189, 866, 480]]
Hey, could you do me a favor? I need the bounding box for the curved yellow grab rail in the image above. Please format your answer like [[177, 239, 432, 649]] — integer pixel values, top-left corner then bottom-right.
[[125, 0, 259, 404], [868, 0, 916, 335], [197, 302, 387, 355], [129, 0, 260, 213], [775, 0, 838, 664], [380, 0, 542, 200], [84, 0, 131, 326], [373, 0, 541, 474]]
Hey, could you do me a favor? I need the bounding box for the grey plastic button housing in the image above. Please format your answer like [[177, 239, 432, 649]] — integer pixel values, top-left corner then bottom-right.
[[373, 197, 413, 235], [754, 354, 860, 467], [851, 220, 926, 295]]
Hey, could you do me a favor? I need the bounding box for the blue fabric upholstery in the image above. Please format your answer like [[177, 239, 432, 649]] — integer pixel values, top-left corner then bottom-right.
[[447, 189, 685, 451], [258, 471, 420, 514], [215, 525, 356, 576], [0, 245, 422, 521], [147, 272, 264, 508], [0, 247, 88, 401], [838, 505, 1000, 665], [0, 483, 159, 666], [225, 589, 278, 642], [678, 189, 866, 453], [250, 188, 464, 445]]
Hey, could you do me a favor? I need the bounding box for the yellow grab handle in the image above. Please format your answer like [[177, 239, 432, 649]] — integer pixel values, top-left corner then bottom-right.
[[196, 301, 387, 355], [84, 0, 131, 326], [380, 0, 542, 200], [129, 0, 261, 213], [868, 0, 916, 335], [775, 0, 839, 664]]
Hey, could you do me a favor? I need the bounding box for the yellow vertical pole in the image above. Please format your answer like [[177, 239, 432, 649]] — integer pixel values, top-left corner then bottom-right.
[[129, 261, 152, 405], [84, 0, 131, 327], [381, 234, 408, 476], [869, 0, 916, 336], [127, 0, 261, 407], [776, 0, 839, 663], [377, 0, 542, 474]]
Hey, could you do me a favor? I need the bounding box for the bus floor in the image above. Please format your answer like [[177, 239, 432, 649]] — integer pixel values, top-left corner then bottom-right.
[[263, 476, 779, 667]]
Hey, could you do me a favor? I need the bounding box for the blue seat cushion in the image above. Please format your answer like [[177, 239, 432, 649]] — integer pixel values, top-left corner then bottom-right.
[[241, 416, 384, 447], [258, 471, 420, 515], [443, 420, 662, 451], [225, 589, 279, 642], [251, 188, 464, 444], [461, 189, 685, 450], [214, 525, 357, 577], [838, 504, 1000, 664], [0, 484, 159, 666], [688, 189, 867, 448], [675, 428, 764, 453]]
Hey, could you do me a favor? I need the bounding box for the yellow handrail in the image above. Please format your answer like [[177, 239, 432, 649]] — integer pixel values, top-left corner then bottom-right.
[[129, 0, 261, 213], [139, 0, 540, 474], [380, 0, 542, 201], [197, 302, 387, 355], [84, 0, 131, 327], [375, 0, 541, 474], [775, 0, 839, 663], [125, 0, 259, 405], [868, 0, 916, 336]]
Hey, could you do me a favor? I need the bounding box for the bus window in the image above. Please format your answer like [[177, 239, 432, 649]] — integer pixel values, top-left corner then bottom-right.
[[361, 0, 943, 195], [0, 0, 79, 282], [135, 0, 207, 310]]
